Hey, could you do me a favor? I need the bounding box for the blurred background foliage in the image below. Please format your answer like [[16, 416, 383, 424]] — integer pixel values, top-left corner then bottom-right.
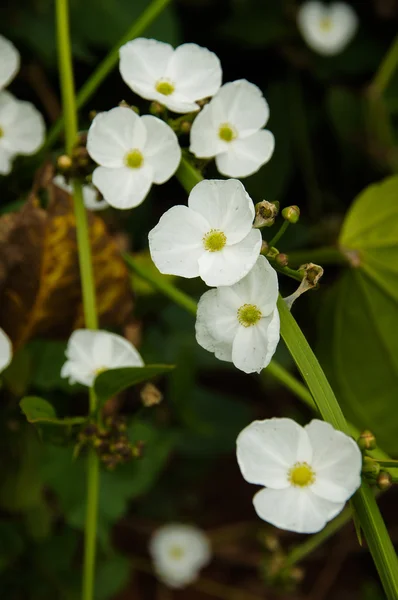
[[0, 0, 398, 598]]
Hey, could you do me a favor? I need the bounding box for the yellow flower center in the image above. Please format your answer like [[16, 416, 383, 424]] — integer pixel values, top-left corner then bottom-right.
[[237, 304, 262, 327], [0, 126, 3, 138], [155, 80, 175, 96], [169, 545, 184, 560], [125, 149, 144, 169], [319, 16, 333, 32], [203, 229, 227, 252], [218, 123, 237, 143], [288, 462, 316, 487]]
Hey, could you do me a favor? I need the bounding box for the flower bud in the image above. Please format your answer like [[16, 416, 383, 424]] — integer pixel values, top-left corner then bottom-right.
[[299, 262, 324, 287], [358, 430, 377, 451], [180, 121, 192, 134], [266, 246, 279, 260], [275, 253, 289, 267], [282, 205, 300, 224], [260, 240, 269, 255], [377, 471, 392, 491], [362, 456, 380, 478], [57, 154, 72, 173], [141, 382, 163, 407], [253, 200, 279, 228], [149, 101, 164, 116]]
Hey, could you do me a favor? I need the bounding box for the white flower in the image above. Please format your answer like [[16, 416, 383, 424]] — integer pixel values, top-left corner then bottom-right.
[[0, 35, 20, 90], [0, 328, 12, 373], [195, 255, 279, 373], [61, 329, 144, 387], [189, 80, 275, 178], [297, 2, 358, 56], [236, 418, 362, 534], [87, 106, 181, 210], [119, 38, 222, 114], [149, 179, 262, 287], [0, 91, 45, 175], [53, 174, 108, 211], [149, 524, 211, 589]]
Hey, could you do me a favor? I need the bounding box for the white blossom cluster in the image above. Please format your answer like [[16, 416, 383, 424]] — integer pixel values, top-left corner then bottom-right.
[[0, 35, 45, 175]]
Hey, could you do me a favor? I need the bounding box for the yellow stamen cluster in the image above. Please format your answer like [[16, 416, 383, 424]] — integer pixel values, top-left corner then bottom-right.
[[125, 149, 144, 169], [155, 80, 175, 96], [203, 229, 227, 252], [319, 16, 333, 31], [237, 304, 262, 327], [288, 462, 316, 487], [169, 545, 184, 560], [218, 123, 237, 143]]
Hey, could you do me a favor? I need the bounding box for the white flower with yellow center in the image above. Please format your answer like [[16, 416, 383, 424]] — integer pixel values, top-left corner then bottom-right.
[[149, 179, 262, 287], [119, 38, 222, 114], [237, 418, 362, 534], [189, 79, 275, 178], [0, 91, 45, 175], [86, 106, 181, 210], [53, 175, 108, 211], [297, 2, 358, 56], [150, 524, 211, 589], [195, 255, 279, 373], [0, 328, 12, 373], [0, 35, 20, 90], [61, 329, 144, 387]]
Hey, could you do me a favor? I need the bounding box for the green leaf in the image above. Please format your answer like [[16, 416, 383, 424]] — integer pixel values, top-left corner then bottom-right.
[[318, 175, 398, 454], [94, 554, 130, 600], [94, 364, 175, 407], [20, 397, 85, 427]]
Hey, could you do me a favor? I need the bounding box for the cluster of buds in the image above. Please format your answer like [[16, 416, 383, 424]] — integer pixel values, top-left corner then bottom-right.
[[358, 430, 394, 491], [57, 131, 93, 180], [259, 531, 304, 592], [78, 416, 144, 470]]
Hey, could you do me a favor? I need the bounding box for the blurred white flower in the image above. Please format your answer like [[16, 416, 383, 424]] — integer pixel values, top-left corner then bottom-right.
[[61, 329, 144, 387], [237, 418, 362, 533], [196, 255, 279, 373], [119, 38, 222, 113], [0, 91, 45, 175], [0, 328, 12, 373], [297, 2, 358, 56], [87, 106, 181, 210], [190, 79, 275, 178], [0, 35, 20, 90], [149, 179, 262, 287], [150, 524, 211, 588], [53, 174, 108, 211]]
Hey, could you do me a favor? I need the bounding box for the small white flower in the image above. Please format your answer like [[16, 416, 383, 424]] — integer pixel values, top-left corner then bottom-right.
[[149, 179, 262, 287], [189, 79, 275, 178], [149, 524, 211, 589], [61, 329, 144, 387], [237, 418, 362, 534], [0, 91, 45, 175], [195, 255, 279, 373], [119, 38, 222, 114], [0, 35, 20, 90], [53, 174, 108, 211], [0, 328, 12, 373], [297, 2, 358, 56], [87, 106, 181, 210]]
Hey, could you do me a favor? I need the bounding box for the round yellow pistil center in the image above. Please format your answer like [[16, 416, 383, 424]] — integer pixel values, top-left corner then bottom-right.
[[125, 149, 144, 169], [218, 123, 237, 143], [155, 79, 175, 96], [319, 16, 333, 31], [0, 126, 4, 138], [169, 545, 184, 560], [237, 304, 262, 327], [203, 229, 227, 252], [288, 462, 316, 487]]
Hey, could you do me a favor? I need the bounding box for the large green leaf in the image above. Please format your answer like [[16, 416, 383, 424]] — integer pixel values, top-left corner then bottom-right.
[[318, 176, 398, 454], [20, 396, 85, 426]]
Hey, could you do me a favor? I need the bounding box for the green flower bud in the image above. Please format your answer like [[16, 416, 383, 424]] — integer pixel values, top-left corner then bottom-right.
[[377, 471, 392, 491], [362, 456, 380, 478], [275, 253, 289, 267], [358, 430, 377, 451], [282, 205, 300, 223]]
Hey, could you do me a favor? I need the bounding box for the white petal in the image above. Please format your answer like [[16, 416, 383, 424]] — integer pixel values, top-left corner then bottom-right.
[[82, 186, 108, 211], [93, 330, 143, 370], [236, 418, 312, 488], [232, 309, 280, 374], [141, 115, 181, 184], [215, 80, 270, 135], [253, 486, 345, 534], [0, 35, 20, 89], [0, 328, 12, 372], [0, 146, 14, 175], [92, 165, 153, 210], [196, 287, 239, 344], [0, 94, 45, 155], [119, 38, 174, 99], [149, 205, 209, 278], [305, 420, 362, 502], [188, 179, 255, 243], [189, 102, 226, 158], [198, 228, 262, 287], [216, 130, 275, 178], [53, 174, 71, 193], [87, 107, 147, 168], [165, 43, 222, 102], [195, 290, 235, 364], [232, 255, 279, 315]]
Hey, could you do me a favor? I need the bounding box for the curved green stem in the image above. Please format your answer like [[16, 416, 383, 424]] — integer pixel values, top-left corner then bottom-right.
[[47, 0, 172, 150], [286, 246, 348, 267], [268, 220, 289, 248], [372, 34, 398, 97]]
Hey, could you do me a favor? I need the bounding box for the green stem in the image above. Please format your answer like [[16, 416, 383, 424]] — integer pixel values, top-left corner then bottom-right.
[[265, 360, 317, 412], [268, 259, 303, 282], [47, 0, 172, 150], [286, 246, 348, 267], [268, 220, 289, 248], [56, 2, 99, 599], [372, 34, 398, 97], [376, 460, 398, 469]]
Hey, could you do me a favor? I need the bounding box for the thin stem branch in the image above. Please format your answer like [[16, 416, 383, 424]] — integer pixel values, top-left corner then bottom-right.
[[371, 34, 398, 97], [268, 220, 289, 248], [286, 246, 348, 267]]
